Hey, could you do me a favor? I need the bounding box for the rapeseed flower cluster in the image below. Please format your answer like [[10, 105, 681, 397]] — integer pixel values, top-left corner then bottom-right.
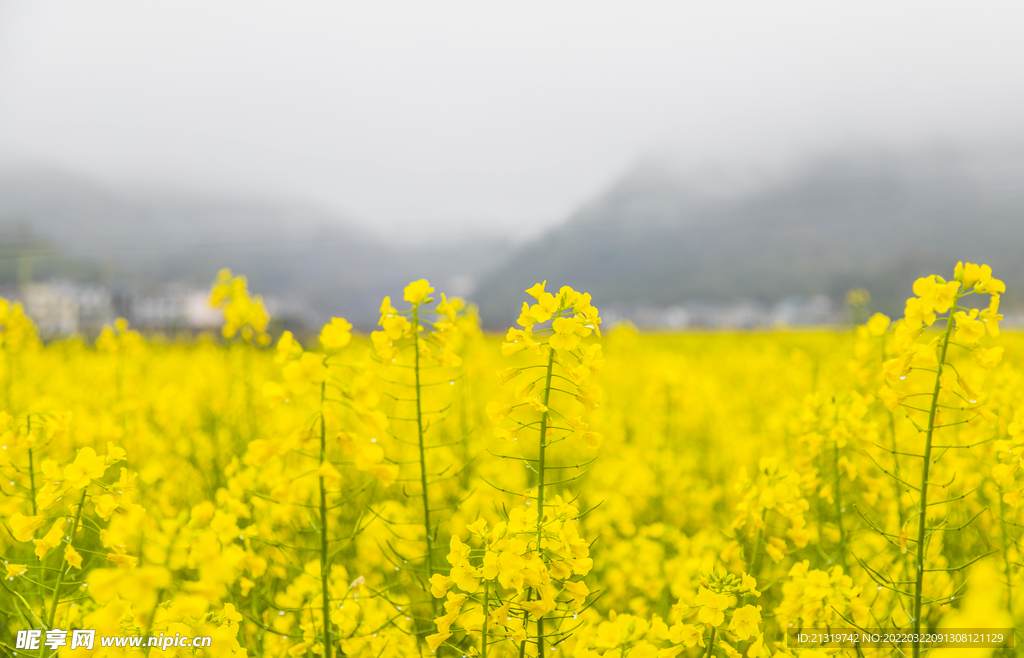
[[0, 263, 1021, 658], [209, 268, 271, 345]]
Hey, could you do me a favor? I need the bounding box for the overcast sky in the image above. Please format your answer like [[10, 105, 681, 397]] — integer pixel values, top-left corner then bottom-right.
[[1, 2, 1023, 241]]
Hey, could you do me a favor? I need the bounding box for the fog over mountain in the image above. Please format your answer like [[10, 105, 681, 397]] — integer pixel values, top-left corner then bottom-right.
[[0, 166, 510, 327], [2, 149, 1023, 329], [474, 149, 1024, 324]]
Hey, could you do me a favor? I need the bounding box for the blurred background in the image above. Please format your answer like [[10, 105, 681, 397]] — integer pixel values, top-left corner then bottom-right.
[[2, 1, 1023, 334]]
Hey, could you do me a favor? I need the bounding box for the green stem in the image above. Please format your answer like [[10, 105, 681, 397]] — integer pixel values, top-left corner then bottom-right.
[[319, 379, 333, 658], [1000, 491, 1018, 655], [518, 590, 532, 658], [749, 509, 768, 578], [704, 627, 716, 658], [912, 298, 958, 658], [741, 508, 769, 607], [833, 438, 846, 569], [27, 415, 47, 614], [412, 306, 439, 636], [535, 346, 556, 658], [45, 487, 88, 637], [27, 416, 36, 515], [481, 581, 490, 658], [883, 332, 905, 531], [890, 412, 903, 529], [458, 373, 471, 490]]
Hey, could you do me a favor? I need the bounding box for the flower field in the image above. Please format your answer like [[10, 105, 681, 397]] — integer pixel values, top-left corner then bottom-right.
[[1, 264, 1020, 657]]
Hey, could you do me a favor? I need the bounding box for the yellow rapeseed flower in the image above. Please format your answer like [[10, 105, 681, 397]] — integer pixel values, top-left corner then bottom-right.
[[404, 279, 435, 305]]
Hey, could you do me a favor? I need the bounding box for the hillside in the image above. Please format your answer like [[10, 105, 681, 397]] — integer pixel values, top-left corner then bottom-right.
[[0, 167, 510, 326], [4, 153, 1024, 330], [473, 152, 1024, 325]]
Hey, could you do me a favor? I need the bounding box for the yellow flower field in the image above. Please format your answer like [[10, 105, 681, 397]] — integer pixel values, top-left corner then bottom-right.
[[0, 264, 1020, 657]]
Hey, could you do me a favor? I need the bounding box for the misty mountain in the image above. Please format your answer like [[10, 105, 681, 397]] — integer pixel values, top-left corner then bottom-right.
[[474, 152, 1024, 324], [0, 167, 510, 326], [4, 152, 1024, 332]]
